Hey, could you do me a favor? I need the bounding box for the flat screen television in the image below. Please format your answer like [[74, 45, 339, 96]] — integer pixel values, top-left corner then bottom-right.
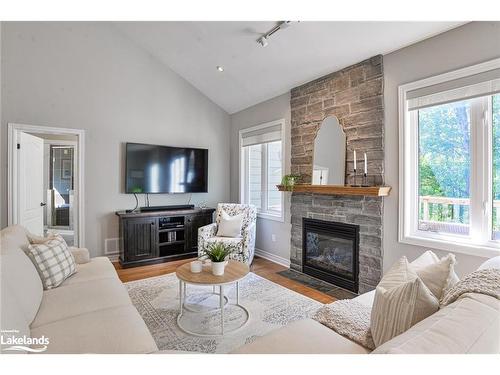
[[125, 142, 208, 194]]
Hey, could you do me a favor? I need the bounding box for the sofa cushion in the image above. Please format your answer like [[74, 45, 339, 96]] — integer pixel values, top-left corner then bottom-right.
[[24, 234, 76, 290], [478, 256, 500, 270], [0, 225, 43, 326], [61, 257, 118, 286], [371, 257, 439, 347], [30, 305, 158, 354], [353, 290, 375, 307], [31, 277, 132, 328], [69, 247, 90, 264], [373, 293, 500, 354], [231, 319, 370, 354]]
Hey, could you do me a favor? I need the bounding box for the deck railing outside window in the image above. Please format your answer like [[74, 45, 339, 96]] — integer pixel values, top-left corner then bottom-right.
[[419, 196, 500, 239]]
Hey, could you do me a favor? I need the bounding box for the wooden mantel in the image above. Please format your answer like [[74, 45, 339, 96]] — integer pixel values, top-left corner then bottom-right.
[[276, 184, 392, 197]]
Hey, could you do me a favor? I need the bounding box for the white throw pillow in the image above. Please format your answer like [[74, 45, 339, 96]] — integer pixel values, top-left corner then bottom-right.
[[370, 256, 440, 347], [23, 234, 76, 290], [410, 250, 439, 268], [411, 250, 460, 299], [216, 210, 244, 238]]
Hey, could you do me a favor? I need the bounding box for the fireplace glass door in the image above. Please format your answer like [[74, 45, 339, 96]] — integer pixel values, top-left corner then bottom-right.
[[305, 232, 354, 279]]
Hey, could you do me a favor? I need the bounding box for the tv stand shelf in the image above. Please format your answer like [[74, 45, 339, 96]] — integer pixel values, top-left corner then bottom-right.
[[115, 207, 215, 268]]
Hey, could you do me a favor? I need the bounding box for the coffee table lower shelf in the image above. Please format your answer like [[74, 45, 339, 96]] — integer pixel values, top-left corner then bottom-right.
[[176, 280, 250, 337]]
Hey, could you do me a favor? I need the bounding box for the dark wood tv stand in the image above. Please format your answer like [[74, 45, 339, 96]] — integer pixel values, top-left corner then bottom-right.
[[115, 207, 215, 268]]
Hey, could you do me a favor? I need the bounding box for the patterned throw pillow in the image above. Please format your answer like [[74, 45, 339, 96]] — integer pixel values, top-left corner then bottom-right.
[[24, 234, 76, 289]]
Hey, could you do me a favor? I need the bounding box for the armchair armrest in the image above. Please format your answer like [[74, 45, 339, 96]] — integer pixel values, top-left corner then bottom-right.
[[198, 222, 218, 237], [198, 223, 218, 257], [69, 247, 90, 264], [241, 222, 256, 264]]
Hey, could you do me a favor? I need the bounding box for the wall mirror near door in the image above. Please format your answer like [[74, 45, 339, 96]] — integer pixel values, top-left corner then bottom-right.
[[312, 116, 346, 185], [8, 124, 85, 247]]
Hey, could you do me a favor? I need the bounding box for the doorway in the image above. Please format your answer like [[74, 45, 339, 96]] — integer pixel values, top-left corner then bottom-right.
[[46, 143, 76, 245], [8, 123, 85, 247]]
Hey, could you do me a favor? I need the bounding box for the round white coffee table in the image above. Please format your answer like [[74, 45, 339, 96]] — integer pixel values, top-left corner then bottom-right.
[[176, 260, 250, 337]]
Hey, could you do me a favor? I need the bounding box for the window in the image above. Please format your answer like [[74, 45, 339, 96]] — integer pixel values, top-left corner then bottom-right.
[[399, 59, 500, 257], [493, 94, 500, 240], [240, 119, 285, 221]]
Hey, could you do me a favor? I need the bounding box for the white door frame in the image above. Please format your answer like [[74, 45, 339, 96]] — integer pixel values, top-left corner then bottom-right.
[[8, 123, 86, 247]]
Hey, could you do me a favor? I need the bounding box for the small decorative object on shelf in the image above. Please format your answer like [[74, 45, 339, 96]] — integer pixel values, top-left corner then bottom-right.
[[362, 152, 370, 187], [352, 149, 360, 187], [190, 260, 202, 273], [200, 242, 236, 276], [280, 174, 302, 191]]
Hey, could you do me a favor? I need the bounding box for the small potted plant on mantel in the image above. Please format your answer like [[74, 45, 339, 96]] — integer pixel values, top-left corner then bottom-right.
[[201, 242, 236, 276], [280, 174, 301, 192]]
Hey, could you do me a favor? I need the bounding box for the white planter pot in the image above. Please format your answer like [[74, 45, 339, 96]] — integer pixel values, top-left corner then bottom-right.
[[211, 261, 227, 276]]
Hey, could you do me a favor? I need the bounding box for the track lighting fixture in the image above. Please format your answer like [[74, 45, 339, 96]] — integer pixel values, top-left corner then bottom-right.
[[256, 21, 293, 48]]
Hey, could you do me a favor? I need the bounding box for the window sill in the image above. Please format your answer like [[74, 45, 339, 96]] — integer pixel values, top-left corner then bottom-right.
[[257, 211, 284, 223], [400, 232, 500, 258]]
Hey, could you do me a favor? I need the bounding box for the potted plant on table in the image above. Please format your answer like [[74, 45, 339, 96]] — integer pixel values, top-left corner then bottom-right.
[[201, 242, 236, 276]]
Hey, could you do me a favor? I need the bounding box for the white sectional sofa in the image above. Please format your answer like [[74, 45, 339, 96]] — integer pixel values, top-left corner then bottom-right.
[[2, 223, 499, 354], [233, 261, 500, 354], [0, 225, 158, 354]]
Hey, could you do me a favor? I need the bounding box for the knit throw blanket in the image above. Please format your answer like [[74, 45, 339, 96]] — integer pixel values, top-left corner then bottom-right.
[[440, 268, 500, 306], [313, 299, 375, 350]]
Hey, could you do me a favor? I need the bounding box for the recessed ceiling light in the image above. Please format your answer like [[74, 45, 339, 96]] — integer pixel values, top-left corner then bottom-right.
[[216, 66, 224, 72]]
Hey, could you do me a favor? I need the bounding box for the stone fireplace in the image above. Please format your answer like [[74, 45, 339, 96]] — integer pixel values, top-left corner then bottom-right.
[[289, 55, 385, 294]]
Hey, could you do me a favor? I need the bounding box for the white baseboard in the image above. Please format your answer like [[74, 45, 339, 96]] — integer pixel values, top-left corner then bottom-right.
[[254, 248, 290, 267]]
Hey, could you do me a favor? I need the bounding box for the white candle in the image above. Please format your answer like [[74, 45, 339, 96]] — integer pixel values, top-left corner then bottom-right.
[[353, 150, 357, 171], [364, 153, 367, 175], [190, 260, 202, 273]]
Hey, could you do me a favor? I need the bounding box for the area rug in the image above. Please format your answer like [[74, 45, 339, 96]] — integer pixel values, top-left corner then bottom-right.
[[125, 272, 322, 353]]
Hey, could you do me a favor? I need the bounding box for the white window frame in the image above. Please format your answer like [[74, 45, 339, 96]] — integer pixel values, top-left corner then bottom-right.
[[239, 119, 285, 222], [399, 58, 500, 258]]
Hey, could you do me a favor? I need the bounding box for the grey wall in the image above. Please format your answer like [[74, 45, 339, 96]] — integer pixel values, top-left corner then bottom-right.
[[230, 93, 291, 263], [383, 21, 500, 277], [1, 22, 231, 256]]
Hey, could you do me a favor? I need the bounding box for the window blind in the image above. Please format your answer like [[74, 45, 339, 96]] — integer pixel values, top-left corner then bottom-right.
[[407, 68, 500, 111], [241, 124, 282, 147]]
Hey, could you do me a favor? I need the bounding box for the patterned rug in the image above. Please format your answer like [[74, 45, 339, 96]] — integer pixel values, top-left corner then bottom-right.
[[125, 272, 322, 353]]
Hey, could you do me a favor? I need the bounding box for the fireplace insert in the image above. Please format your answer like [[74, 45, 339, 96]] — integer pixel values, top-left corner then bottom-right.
[[302, 218, 359, 293]]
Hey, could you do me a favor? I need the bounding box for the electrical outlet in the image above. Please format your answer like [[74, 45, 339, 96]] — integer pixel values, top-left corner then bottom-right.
[[271, 234, 276, 242]]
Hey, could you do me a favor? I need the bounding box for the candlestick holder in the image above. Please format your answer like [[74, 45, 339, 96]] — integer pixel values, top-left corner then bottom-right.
[[361, 173, 370, 187], [352, 169, 360, 187]]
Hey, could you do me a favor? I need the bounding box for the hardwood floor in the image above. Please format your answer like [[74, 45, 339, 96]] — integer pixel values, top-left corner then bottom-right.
[[113, 256, 335, 304]]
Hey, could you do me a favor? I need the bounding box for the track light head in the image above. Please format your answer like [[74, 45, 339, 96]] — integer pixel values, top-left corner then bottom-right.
[[256, 21, 295, 48], [257, 36, 268, 47]]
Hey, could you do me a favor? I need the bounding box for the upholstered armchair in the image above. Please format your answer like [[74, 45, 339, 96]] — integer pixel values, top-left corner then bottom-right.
[[198, 203, 257, 265]]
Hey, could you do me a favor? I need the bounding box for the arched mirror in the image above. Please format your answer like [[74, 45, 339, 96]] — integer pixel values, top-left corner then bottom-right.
[[312, 116, 346, 185]]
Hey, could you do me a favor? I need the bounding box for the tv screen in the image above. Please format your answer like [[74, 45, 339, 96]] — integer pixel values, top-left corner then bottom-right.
[[125, 143, 208, 194]]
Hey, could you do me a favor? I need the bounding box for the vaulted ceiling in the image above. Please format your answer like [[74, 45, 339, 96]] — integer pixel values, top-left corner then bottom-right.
[[114, 21, 464, 114]]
